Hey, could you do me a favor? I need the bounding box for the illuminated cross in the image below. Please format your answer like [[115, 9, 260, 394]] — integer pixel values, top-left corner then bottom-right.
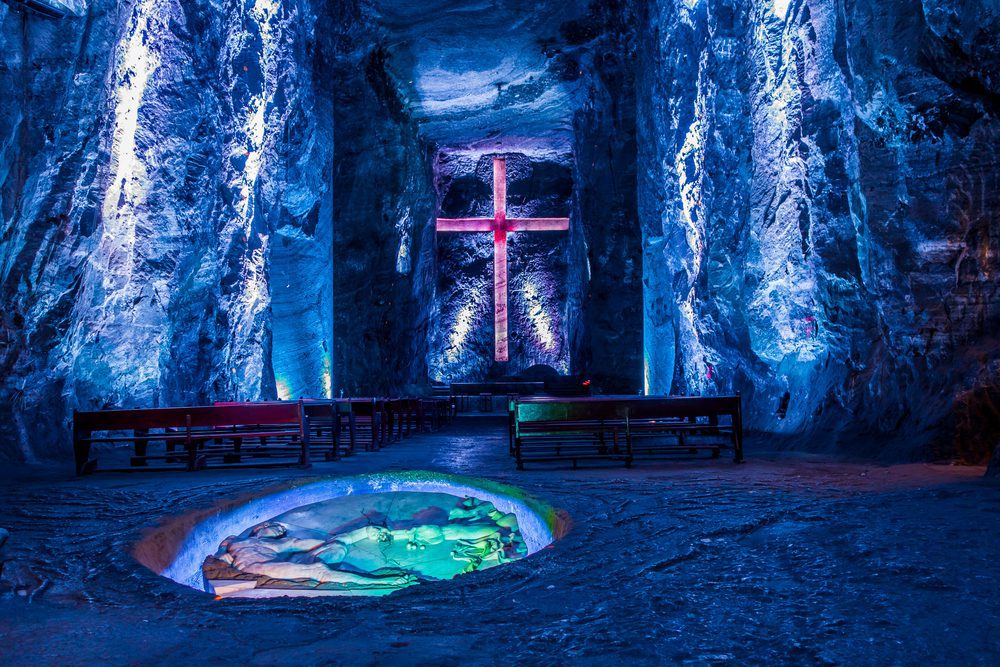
[[437, 157, 569, 362]]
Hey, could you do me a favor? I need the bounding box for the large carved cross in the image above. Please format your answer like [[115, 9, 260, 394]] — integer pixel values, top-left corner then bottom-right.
[[437, 157, 569, 362]]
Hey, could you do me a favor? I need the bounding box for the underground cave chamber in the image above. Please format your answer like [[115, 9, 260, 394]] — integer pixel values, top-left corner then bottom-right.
[[1, 0, 998, 465]]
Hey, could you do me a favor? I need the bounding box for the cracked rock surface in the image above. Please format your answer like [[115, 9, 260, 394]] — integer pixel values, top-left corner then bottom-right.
[[0, 420, 998, 664]]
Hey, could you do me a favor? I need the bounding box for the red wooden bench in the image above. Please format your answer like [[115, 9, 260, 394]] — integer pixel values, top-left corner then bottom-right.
[[215, 400, 350, 461], [73, 401, 309, 475], [345, 398, 382, 451]]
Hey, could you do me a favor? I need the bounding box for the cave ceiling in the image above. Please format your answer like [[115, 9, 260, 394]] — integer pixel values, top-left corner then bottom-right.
[[369, 0, 592, 155]]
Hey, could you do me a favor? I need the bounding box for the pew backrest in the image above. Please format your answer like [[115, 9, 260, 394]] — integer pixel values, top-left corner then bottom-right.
[[515, 400, 628, 428], [76, 402, 304, 433]]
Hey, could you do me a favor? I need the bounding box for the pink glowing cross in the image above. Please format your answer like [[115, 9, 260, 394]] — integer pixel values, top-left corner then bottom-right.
[[437, 157, 569, 362]]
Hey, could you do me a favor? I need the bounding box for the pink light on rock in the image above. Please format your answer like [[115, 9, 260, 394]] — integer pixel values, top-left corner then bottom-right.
[[437, 157, 569, 362]]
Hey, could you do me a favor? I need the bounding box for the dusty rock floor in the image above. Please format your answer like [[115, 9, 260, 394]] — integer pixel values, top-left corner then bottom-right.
[[1, 417, 998, 666]]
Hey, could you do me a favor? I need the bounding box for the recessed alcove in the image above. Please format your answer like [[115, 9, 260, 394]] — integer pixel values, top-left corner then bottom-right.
[[133, 472, 567, 598]]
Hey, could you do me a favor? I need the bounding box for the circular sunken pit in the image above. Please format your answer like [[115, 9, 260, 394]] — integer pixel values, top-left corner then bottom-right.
[[134, 472, 567, 598]]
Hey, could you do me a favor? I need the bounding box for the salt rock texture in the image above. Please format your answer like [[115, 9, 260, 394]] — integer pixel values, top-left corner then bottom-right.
[[1, 0, 998, 463], [988, 444, 1000, 478], [325, 2, 439, 397], [637, 0, 1000, 461], [0, 0, 334, 461]]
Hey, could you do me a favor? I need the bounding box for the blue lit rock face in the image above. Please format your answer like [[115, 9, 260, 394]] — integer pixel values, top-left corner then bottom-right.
[[0, 0, 335, 460], [638, 0, 1000, 460], [328, 22, 437, 396]]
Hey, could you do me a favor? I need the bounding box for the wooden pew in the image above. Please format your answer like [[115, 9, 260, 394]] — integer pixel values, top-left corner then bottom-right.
[[398, 398, 425, 437], [511, 395, 744, 469], [346, 398, 382, 451], [451, 382, 546, 412], [419, 398, 454, 432], [377, 398, 391, 447], [299, 401, 344, 461], [513, 400, 632, 470], [416, 399, 434, 432], [385, 398, 415, 443], [333, 400, 356, 454], [73, 401, 309, 475], [401, 398, 421, 437], [439, 397, 456, 423], [626, 396, 743, 462], [215, 400, 351, 461]]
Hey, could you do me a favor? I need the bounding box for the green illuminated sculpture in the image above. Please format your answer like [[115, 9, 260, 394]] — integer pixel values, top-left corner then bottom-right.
[[205, 493, 527, 595]]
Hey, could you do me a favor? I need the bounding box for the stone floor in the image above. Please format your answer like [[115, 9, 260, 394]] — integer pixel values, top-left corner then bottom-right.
[[1, 417, 999, 665]]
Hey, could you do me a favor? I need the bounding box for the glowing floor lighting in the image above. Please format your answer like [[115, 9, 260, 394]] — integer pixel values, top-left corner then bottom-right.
[[447, 301, 478, 363], [522, 280, 557, 352]]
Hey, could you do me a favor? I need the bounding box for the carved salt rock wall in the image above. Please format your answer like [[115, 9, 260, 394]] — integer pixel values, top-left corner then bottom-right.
[[213, 0, 333, 402], [565, 2, 644, 393], [329, 10, 436, 397], [46, 0, 89, 15], [849, 0, 1000, 460], [0, 0, 334, 462], [1, 1, 131, 461], [66, 0, 223, 410], [742, 0, 874, 437], [639, 0, 999, 459], [988, 445, 1000, 478]]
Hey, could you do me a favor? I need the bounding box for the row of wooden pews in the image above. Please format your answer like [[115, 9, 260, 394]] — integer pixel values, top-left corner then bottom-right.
[[508, 395, 744, 470], [72, 397, 454, 475]]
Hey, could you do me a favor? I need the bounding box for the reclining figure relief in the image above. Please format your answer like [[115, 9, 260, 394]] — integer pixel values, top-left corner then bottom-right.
[[205, 495, 528, 593]]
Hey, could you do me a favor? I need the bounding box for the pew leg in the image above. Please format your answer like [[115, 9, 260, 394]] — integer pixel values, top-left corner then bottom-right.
[[224, 437, 242, 464], [333, 424, 341, 456], [131, 428, 149, 467], [166, 434, 180, 464], [73, 429, 94, 476], [300, 419, 311, 468]]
